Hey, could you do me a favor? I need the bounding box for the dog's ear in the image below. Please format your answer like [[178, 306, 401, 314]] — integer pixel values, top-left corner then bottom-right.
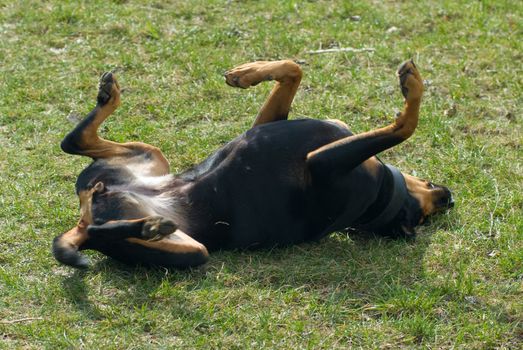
[[93, 181, 105, 193]]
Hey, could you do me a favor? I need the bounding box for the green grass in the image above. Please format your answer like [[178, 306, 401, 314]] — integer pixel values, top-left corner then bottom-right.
[[0, 0, 521, 348]]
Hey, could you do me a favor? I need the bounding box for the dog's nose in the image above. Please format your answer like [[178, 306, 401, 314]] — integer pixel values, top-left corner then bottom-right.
[[434, 187, 454, 210]]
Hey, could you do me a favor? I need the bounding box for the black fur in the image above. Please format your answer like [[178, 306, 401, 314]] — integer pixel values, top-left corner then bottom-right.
[[79, 119, 417, 252], [53, 61, 455, 269]]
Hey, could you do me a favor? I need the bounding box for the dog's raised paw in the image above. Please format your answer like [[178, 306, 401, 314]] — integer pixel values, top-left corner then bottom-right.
[[97, 71, 121, 106], [224, 62, 273, 89], [141, 216, 177, 241], [397, 59, 423, 100]]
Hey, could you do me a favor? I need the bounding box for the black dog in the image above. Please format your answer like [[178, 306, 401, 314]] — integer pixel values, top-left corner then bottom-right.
[[53, 60, 453, 269]]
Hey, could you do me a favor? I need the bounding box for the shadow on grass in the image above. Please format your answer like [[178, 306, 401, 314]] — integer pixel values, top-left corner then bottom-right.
[[60, 226, 441, 315], [61, 270, 105, 320]]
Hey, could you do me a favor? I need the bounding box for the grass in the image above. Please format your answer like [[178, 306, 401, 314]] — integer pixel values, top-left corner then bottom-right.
[[0, 0, 521, 348]]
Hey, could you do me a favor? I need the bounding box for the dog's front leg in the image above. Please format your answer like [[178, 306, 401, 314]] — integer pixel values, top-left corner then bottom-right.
[[85, 216, 208, 268], [86, 216, 176, 242], [306, 60, 424, 178]]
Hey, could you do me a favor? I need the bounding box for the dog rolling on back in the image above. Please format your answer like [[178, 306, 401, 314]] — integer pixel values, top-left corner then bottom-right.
[[53, 60, 453, 269]]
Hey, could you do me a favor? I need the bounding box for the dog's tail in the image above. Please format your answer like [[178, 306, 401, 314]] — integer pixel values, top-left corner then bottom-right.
[[52, 227, 89, 269]]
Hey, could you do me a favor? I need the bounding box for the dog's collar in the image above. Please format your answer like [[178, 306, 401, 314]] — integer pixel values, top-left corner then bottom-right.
[[357, 164, 408, 230]]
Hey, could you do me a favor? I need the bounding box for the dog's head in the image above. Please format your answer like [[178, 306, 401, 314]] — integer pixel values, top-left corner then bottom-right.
[[358, 164, 454, 239], [403, 173, 454, 221], [52, 159, 145, 267], [380, 173, 454, 238]]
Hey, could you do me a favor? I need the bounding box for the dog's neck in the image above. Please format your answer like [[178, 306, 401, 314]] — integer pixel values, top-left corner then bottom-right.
[[355, 164, 408, 231]]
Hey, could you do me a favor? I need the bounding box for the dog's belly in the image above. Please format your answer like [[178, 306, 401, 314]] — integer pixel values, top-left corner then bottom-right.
[[180, 119, 354, 250]]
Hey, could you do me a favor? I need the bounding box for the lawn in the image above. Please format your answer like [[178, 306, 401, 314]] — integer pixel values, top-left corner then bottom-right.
[[0, 0, 521, 348]]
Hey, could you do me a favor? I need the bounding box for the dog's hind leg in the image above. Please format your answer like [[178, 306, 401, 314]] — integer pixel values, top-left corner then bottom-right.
[[60, 72, 169, 173], [224, 60, 302, 127], [307, 60, 424, 179]]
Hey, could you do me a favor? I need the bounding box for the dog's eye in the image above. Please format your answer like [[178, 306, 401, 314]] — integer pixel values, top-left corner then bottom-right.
[[427, 182, 435, 189]]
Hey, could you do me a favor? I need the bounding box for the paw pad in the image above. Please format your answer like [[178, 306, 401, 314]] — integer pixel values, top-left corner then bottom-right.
[[142, 216, 177, 241]]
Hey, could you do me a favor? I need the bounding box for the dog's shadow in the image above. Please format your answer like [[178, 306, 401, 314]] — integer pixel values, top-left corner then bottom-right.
[[61, 220, 450, 320]]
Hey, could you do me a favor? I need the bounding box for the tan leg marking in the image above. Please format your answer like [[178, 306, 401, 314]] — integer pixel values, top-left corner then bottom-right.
[[126, 229, 209, 256], [328, 119, 347, 127], [307, 60, 423, 161], [57, 226, 89, 251], [225, 60, 302, 127], [64, 73, 170, 174]]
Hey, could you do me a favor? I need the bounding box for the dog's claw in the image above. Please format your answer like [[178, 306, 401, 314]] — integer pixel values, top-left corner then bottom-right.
[[101, 71, 113, 81]]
